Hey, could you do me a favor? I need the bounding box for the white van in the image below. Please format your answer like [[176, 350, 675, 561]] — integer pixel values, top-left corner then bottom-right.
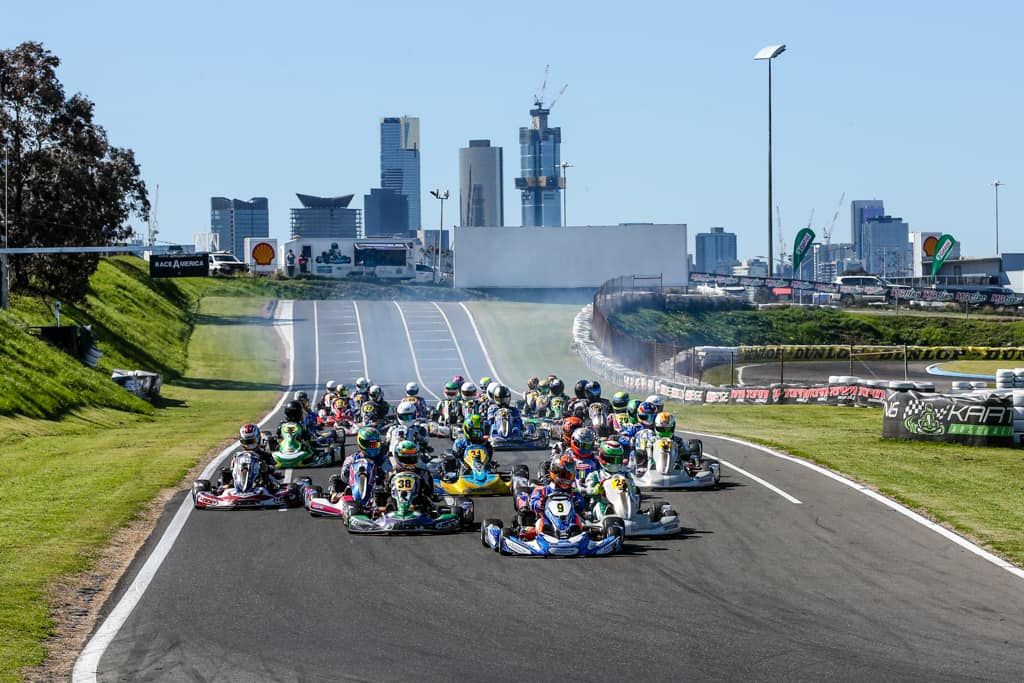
[[831, 275, 889, 306]]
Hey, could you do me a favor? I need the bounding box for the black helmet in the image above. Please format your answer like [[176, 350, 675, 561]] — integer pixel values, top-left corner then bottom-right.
[[284, 400, 303, 422], [586, 380, 602, 400], [495, 384, 512, 407], [550, 377, 565, 397], [574, 379, 588, 399]]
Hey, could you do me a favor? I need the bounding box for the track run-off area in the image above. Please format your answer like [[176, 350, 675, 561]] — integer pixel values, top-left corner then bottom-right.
[[76, 300, 1024, 682]]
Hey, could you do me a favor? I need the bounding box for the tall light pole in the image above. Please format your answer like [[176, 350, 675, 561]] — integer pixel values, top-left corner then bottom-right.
[[2, 146, 9, 310], [429, 189, 448, 281], [755, 44, 786, 277], [558, 161, 573, 226], [993, 180, 1003, 255]]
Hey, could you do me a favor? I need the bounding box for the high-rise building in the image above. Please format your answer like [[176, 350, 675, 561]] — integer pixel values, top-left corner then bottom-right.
[[862, 215, 911, 277], [380, 116, 421, 231], [515, 104, 562, 226], [695, 227, 739, 274], [363, 188, 410, 237], [289, 194, 361, 239], [210, 197, 269, 257], [459, 140, 504, 227], [850, 199, 885, 260]]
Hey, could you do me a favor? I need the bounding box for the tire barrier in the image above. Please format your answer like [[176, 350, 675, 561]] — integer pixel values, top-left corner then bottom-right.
[[736, 345, 1024, 363]]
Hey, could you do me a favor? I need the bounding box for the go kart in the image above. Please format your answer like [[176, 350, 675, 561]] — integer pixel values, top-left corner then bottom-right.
[[481, 492, 624, 556], [429, 446, 530, 496], [490, 408, 549, 451], [590, 473, 681, 537], [634, 437, 720, 490], [268, 422, 343, 468], [428, 400, 463, 438], [192, 451, 305, 509], [303, 454, 382, 517]]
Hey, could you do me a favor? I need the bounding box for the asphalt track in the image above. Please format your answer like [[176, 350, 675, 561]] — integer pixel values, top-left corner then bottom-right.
[[80, 300, 1024, 682]]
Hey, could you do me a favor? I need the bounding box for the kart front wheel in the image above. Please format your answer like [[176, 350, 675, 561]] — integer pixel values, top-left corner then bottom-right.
[[498, 527, 514, 555], [482, 518, 502, 547]]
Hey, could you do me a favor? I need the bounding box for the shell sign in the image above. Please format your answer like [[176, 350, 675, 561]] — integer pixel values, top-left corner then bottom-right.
[[243, 237, 278, 274]]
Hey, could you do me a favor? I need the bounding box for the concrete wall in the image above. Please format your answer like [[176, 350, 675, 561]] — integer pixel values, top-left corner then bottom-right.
[[454, 224, 688, 288]]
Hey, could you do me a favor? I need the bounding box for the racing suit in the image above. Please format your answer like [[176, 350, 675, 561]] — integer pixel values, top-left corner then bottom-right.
[[403, 395, 430, 420], [451, 436, 495, 476], [583, 468, 639, 518], [336, 449, 389, 505], [526, 482, 588, 533], [385, 466, 436, 511], [566, 397, 590, 421], [487, 404, 524, 436], [384, 423, 432, 457], [276, 419, 315, 454]]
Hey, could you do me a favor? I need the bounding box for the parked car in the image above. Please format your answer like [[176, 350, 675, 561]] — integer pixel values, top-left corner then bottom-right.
[[830, 275, 889, 306], [208, 252, 248, 276]]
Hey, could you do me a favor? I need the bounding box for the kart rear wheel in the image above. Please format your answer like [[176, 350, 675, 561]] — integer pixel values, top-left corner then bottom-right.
[[482, 518, 502, 547], [648, 500, 668, 523], [512, 464, 530, 480], [602, 516, 626, 540]]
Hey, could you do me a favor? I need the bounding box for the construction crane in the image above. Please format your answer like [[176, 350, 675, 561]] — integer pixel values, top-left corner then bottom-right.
[[147, 184, 159, 247], [805, 208, 815, 231], [823, 192, 845, 245], [549, 83, 569, 110], [775, 205, 788, 271], [533, 65, 567, 109]]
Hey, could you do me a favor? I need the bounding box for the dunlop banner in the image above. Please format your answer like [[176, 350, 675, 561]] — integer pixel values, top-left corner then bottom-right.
[[734, 345, 1024, 363]]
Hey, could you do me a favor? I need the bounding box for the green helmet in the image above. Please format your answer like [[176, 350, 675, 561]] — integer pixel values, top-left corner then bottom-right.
[[356, 426, 381, 455], [394, 440, 419, 469], [611, 391, 630, 411], [463, 413, 486, 441], [626, 399, 640, 418], [598, 440, 625, 473], [443, 381, 460, 398], [478, 376, 492, 389]]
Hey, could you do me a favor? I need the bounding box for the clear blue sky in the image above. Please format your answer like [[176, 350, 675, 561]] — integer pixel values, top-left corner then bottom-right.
[[4, 0, 1022, 260]]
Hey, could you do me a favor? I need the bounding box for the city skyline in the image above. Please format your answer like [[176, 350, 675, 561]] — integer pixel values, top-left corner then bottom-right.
[[4, 2, 1021, 259]]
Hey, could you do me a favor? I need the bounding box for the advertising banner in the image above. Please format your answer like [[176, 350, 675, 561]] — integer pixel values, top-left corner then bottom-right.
[[930, 234, 957, 278], [148, 253, 208, 278], [244, 238, 278, 275], [883, 390, 1015, 447], [792, 228, 815, 273]]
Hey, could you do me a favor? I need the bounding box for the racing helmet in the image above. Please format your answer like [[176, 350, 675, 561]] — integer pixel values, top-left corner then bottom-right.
[[626, 399, 640, 419], [478, 377, 492, 390], [396, 400, 417, 424], [239, 423, 261, 450], [573, 379, 588, 399], [284, 400, 304, 423], [463, 414, 486, 442], [636, 401, 658, 427], [486, 382, 501, 402], [443, 381, 460, 398], [538, 379, 551, 395], [571, 427, 596, 459], [585, 381, 602, 401], [405, 382, 419, 397], [654, 412, 676, 438], [355, 377, 369, 392], [393, 440, 419, 470], [646, 394, 665, 412], [293, 390, 309, 409], [356, 426, 381, 456], [338, 383, 351, 398], [494, 384, 512, 407], [368, 385, 383, 402], [461, 382, 478, 400], [325, 380, 337, 394], [561, 417, 584, 446], [527, 376, 539, 392], [549, 454, 577, 489], [598, 440, 625, 474], [549, 377, 565, 397], [611, 391, 630, 411], [452, 375, 465, 388]]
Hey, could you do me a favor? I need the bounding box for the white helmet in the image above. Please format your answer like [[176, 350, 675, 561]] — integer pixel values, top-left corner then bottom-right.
[[487, 382, 501, 400], [396, 400, 417, 423], [325, 380, 337, 393], [405, 382, 419, 397], [646, 394, 664, 411], [355, 377, 369, 392], [461, 382, 478, 399], [368, 385, 383, 402]]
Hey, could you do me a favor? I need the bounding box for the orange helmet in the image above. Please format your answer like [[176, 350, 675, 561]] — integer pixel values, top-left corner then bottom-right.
[[561, 416, 584, 447], [548, 454, 576, 489]]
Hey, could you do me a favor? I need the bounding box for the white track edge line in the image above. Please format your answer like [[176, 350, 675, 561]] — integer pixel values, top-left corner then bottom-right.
[[352, 300, 370, 378], [717, 459, 802, 504], [687, 429, 1024, 580], [456, 302, 524, 397], [432, 302, 473, 381], [74, 300, 299, 682], [393, 301, 442, 402]]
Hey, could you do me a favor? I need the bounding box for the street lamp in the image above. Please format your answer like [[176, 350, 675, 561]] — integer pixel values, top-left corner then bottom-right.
[[558, 161, 573, 226], [754, 43, 786, 277], [429, 189, 449, 281], [993, 180, 1004, 255]]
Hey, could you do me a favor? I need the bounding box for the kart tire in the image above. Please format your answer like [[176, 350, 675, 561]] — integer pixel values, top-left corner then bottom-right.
[[687, 439, 703, 459], [192, 479, 211, 508], [498, 526, 514, 555], [482, 518, 502, 547], [512, 464, 530, 480], [602, 516, 626, 540], [328, 474, 343, 497], [648, 500, 668, 523]]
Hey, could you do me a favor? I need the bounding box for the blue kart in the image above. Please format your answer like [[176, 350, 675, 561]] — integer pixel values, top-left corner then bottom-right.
[[489, 407, 548, 451], [480, 492, 624, 557]]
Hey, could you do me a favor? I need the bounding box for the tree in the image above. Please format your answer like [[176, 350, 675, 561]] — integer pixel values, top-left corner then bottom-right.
[[0, 42, 149, 301]]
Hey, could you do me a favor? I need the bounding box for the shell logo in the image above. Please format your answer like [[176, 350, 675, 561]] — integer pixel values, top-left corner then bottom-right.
[[252, 242, 275, 266], [922, 235, 938, 257]]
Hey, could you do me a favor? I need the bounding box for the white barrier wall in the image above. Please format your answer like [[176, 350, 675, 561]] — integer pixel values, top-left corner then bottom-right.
[[453, 224, 688, 288]]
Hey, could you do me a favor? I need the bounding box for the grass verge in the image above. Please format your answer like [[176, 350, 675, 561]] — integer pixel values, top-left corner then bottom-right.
[[1, 297, 281, 681]]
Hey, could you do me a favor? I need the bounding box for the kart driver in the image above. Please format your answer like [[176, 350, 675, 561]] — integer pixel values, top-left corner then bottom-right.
[[277, 400, 316, 454], [584, 440, 637, 518], [521, 455, 588, 539], [387, 440, 436, 511], [451, 414, 494, 475], [403, 382, 429, 419]]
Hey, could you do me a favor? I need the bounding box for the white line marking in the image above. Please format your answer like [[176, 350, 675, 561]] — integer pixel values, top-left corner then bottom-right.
[[717, 459, 802, 504], [456, 302, 524, 397], [352, 300, 370, 378], [686, 430, 1024, 581], [74, 301, 300, 682], [393, 301, 442, 402]]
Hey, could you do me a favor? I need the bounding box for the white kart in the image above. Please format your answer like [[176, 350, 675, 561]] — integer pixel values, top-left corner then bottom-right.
[[591, 473, 681, 537], [634, 437, 720, 490]]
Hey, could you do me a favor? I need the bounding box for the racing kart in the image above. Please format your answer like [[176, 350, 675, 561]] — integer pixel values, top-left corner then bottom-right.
[[319, 407, 359, 438], [481, 492, 624, 556], [306, 467, 473, 534], [428, 445, 530, 496], [634, 437, 720, 490], [490, 408, 549, 451], [590, 473, 681, 537], [192, 451, 305, 509], [428, 399, 463, 438], [267, 422, 343, 468]]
